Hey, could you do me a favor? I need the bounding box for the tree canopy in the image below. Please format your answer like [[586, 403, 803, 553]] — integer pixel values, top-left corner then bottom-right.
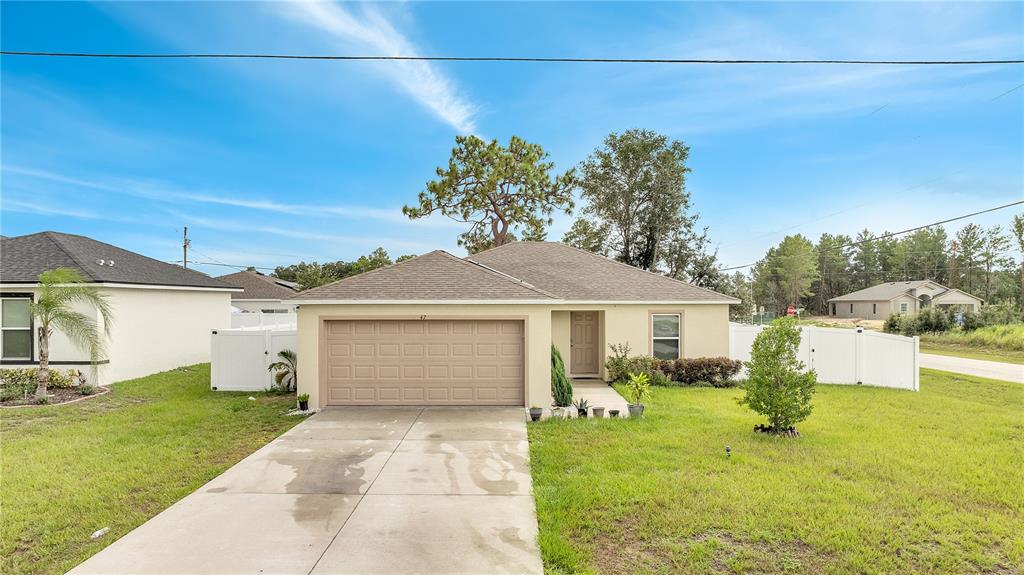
[[403, 135, 575, 254], [273, 247, 411, 290]]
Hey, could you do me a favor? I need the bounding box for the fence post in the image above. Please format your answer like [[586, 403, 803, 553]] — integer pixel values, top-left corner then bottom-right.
[[854, 328, 864, 385], [913, 335, 920, 392]]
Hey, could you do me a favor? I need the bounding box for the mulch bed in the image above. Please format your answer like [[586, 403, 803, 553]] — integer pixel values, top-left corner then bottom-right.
[[1, 386, 110, 408]]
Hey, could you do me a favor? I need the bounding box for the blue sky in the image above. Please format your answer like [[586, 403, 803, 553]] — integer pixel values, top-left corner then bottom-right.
[[2, 1, 1022, 276]]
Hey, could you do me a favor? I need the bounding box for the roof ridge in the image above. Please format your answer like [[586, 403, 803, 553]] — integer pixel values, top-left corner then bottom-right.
[[44, 231, 99, 281], [292, 251, 449, 298], [541, 240, 738, 300], [445, 251, 559, 299]]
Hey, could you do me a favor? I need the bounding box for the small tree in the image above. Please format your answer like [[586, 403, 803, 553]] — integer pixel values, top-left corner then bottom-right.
[[31, 268, 113, 399], [267, 349, 298, 392], [738, 317, 816, 434], [551, 345, 573, 407]]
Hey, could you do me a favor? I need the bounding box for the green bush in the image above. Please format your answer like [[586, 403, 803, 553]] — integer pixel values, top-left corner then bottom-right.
[[0, 368, 77, 391], [661, 357, 742, 387], [604, 343, 633, 383], [551, 345, 573, 407], [738, 317, 817, 433], [79, 385, 97, 396], [649, 370, 672, 387], [623, 372, 651, 406]]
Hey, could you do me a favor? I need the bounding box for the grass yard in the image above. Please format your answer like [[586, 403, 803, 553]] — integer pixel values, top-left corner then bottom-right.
[[529, 370, 1024, 574], [920, 342, 1024, 365], [0, 364, 304, 575]]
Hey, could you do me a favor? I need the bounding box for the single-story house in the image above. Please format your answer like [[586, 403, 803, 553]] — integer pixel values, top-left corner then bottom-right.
[[291, 241, 738, 409], [217, 270, 299, 313], [0, 231, 238, 385], [828, 280, 983, 319]]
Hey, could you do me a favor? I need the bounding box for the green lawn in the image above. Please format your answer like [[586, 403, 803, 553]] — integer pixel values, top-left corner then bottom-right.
[[920, 342, 1024, 365], [529, 370, 1024, 574], [0, 365, 304, 575]]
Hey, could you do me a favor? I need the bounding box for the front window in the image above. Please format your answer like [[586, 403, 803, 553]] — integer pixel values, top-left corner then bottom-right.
[[900, 303, 908, 313], [651, 314, 680, 360], [1, 296, 33, 360]]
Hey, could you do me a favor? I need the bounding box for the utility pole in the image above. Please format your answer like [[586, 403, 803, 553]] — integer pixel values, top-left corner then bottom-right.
[[182, 226, 191, 269]]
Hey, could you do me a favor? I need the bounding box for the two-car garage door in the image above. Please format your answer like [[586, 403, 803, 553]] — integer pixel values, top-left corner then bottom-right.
[[322, 319, 524, 406]]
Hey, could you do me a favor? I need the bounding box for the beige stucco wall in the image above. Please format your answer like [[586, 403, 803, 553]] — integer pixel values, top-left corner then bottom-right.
[[102, 287, 231, 384], [833, 299, 908, 319], [297, 302, 731, 408], [1, 286, 230, 386], [932, 290, 981, 310]]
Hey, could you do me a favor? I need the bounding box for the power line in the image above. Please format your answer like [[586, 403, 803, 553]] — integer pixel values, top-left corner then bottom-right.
[[170, 260, 276, 272], [720, 199, 1024, 271], [2, 51, 1023, 65]]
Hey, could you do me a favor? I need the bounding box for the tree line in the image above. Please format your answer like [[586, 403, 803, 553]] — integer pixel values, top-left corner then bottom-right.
[[749, 218, 1024, 315]]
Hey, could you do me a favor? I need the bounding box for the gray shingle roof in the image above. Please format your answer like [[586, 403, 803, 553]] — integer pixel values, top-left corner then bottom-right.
[[290, 250, 558, 301], [217, 270, 299, 300], [0, 231, 235, 290], [470, 242, 738, 302], [828, 280, 947, 302]]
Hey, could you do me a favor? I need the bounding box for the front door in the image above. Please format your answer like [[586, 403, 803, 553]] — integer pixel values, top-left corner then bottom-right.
[[570, 311, 599, 375]]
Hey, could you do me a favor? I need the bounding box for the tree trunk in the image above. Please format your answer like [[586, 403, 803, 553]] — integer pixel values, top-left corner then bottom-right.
[[35, 325, 50, 398]]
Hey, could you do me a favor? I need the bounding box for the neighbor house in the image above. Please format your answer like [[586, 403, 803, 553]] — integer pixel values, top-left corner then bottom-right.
[[217, 270, 299, 313], [291, 241, 738, 409], [0, 231, 238, 385], [828, 280, 983, 319]]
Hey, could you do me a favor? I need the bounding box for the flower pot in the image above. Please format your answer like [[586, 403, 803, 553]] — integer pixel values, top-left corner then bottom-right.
[[298, 400, 309, 411], [627, 404, 644, 418], [529, 407, 543, 422], [552, 406, 567, 418], [577, 409, 588, 419], [608, 409, 620, 418], [592, 407, 605, 418]]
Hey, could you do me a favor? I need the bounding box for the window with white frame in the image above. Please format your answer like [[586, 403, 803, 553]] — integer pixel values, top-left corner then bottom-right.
[[651, 314, 681, 360], [899, 302, 908, 313], [1, 296, 33, 360]]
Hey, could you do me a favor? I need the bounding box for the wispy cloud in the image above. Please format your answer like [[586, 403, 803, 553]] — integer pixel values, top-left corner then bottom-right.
[[1, 198, 107, 220], [2, 164, 455, 227], [278, 2, 477, 134]]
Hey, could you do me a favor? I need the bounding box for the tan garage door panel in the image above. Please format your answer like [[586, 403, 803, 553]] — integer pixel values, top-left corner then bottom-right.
[[323, 319, 524, 406]]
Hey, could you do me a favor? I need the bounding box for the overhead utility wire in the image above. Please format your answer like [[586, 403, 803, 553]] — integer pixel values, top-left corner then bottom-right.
[[2, 51, 1023, 65], [720, 200, 1024, 272]]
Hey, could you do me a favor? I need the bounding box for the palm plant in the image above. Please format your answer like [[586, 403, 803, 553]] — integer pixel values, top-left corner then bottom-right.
[[31, 268, 113, 399], [267, 349, 297, 392]]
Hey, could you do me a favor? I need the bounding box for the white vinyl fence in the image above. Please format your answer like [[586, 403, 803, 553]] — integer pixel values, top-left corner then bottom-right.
[[230, 312, 297, 329], [729, 323, 919, 391], [210, 327, 297, 391]]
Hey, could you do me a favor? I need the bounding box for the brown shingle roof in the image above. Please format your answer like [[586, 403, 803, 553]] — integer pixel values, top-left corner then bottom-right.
[[217, 270, 299, 300], [290, 250, 557, 301], [469, 242, 738, 302]]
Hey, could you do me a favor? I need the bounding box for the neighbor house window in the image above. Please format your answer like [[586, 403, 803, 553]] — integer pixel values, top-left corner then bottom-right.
[[651, 314, 681, 360], [873, 303, 877, 315], [831, 303, 836, 316], [900, 303, 908, 313], [850, 304, 854, 313], [1, 295, 33, 360]]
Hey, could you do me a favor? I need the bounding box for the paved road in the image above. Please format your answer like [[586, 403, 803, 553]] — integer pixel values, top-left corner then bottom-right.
[[69, 407, 542, 575], [920, 353, 1023, 383]]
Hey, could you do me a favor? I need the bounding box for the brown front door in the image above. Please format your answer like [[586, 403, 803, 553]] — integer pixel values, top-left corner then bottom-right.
[[570, 311, 599, 375], [322, 319, 524, 406]]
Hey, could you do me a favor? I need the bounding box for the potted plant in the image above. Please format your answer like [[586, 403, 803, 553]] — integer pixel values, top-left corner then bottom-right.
[[529, 406, 543, 422], [608, 409, 619, 418], [573, 398, 590, 418], [624, 372, 651, 418], [297, 393, 310, 411], [592, 406, 605, 418]]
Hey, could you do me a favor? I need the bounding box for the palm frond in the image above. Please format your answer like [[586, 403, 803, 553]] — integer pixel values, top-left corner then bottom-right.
[[49, 309, 107, 363]]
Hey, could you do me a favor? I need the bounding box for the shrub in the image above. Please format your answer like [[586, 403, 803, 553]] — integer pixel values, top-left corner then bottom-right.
[[79, 385, 97, 396], [959, 310, 983, 332], [980, 304, 1023, 326], [738, 317, 817, 433], [663, 357, 742, 387], [883, 314, 902, 333], [623, 372, 651, 406], [0, 368, 77, 391], [604, 343, 632, 383], [649, 370, 672, 387], [551, 345, 573, 407]]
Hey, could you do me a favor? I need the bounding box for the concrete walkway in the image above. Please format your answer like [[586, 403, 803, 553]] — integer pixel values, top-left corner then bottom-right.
[[921, 353, 1023, 383], [69, 407, 542, 575]]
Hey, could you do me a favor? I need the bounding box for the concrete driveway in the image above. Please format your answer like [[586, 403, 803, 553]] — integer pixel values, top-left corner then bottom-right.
[[69, 407, 542, 575], [921, 353, 1024, 383]]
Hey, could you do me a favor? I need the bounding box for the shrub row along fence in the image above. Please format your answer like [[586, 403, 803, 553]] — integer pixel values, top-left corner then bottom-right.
[[210, 327, 297, 391], [729, 323, 920, 391], [230, 312, 297, 330]]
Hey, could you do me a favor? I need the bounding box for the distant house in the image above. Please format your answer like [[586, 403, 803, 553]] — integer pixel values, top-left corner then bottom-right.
[[0, 231, 238, 385], [828, 280, 983, 319], [217, 270, 298, 313]]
